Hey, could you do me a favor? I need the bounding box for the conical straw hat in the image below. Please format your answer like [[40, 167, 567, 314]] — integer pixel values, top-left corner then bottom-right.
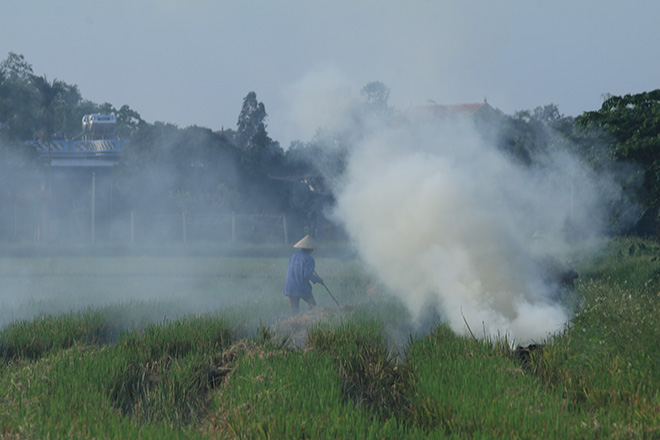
[[293, 234, 317, 249]]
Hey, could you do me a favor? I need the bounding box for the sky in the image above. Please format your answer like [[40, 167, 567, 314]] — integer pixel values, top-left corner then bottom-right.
[[2, 0, 659, 147]]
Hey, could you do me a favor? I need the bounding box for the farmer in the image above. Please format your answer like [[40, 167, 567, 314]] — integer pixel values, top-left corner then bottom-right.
[[284, 234, 323, 315]]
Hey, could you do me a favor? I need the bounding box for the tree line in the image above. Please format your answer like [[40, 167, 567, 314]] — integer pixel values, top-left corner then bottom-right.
[[1, 51, 659, 242]]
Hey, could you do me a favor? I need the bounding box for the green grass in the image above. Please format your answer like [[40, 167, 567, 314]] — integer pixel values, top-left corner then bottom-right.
[[0, 238, 658, 438], [405, 325, 585, 438], [524, 238, 660, 436]]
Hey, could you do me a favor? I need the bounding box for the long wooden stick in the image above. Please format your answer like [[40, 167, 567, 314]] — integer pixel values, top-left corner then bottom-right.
[[320, 282, 341, 307], [314, 272, 340, 307]]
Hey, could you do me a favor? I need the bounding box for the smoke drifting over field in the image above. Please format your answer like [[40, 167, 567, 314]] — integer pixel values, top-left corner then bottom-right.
[[332, 116, 613, 345]]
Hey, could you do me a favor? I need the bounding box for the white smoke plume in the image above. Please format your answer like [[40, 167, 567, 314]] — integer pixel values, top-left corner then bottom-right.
[[279, 64, 356, 144], [332, 116, 608, 345]]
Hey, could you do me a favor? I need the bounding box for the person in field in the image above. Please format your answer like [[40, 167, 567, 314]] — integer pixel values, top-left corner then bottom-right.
[[284, 234, 323, 315]]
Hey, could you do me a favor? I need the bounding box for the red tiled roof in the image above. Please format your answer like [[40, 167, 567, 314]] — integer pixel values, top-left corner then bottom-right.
[[444, 102, 489, 115]]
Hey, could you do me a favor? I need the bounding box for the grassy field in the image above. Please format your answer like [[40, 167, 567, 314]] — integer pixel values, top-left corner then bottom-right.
[[0, 238, 658, 438]]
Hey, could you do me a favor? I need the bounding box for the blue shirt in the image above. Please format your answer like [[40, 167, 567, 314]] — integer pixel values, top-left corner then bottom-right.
[[284, 250, 321, 297]]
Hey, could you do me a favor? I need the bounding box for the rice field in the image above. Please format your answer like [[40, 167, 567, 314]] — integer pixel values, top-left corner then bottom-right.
[[0, 238, 658, 438]]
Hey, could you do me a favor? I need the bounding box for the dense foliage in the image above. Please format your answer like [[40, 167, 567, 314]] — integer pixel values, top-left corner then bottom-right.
[[577, 91, 660, 234], [2, 51, 660, 240]]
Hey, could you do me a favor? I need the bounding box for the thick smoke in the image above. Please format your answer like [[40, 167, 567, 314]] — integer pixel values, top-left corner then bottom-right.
[[332, 116, 610, 345], [280, 63, 356, 145]]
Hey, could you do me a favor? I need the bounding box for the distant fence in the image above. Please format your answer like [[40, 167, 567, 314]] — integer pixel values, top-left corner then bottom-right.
[[0, 170, 335, 244], [114, 212, 291, 244], [0, 197, 339, 244], [1, 210, 293, 244]]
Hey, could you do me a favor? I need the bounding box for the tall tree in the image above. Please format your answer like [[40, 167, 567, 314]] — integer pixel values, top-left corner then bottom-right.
[[360, 81, 391, 117], [236, 91, 267, 150], [234, 91, 284, 179], [0, 52, 33, 81], [115, 104, 145, 138], [29, 74, 65, 142], [52, 82, 82, 138], [0, 52, 36, 140]]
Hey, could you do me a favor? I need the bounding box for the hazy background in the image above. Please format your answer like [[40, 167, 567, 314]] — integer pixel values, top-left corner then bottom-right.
[[0, 0, 654, 343], [2, 0, 658, 147]]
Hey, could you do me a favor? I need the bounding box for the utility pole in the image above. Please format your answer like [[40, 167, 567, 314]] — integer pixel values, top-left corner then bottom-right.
[[91, 172, 96, 244]]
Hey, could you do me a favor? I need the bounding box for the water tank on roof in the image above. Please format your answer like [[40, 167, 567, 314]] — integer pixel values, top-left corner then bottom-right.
[[82, 113, 116, 138], [81, 115, 90, 133]]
